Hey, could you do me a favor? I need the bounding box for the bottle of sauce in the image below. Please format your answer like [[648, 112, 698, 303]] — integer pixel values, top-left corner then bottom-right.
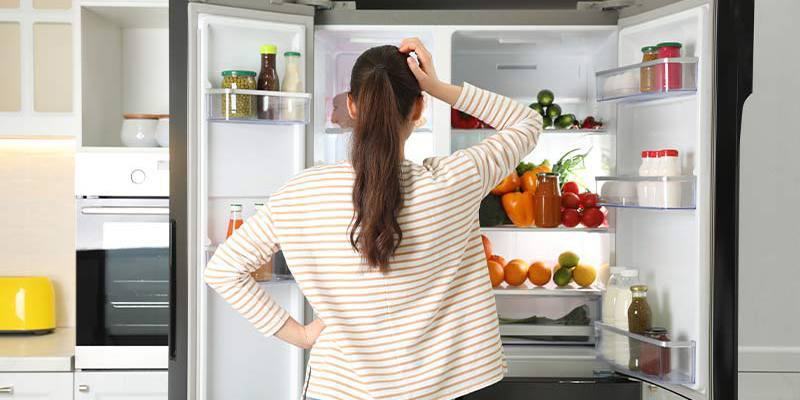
[[655, 42, 683, 91], [533, 173, 561, 228], [627, 284, 653, 371], [226, 204, 243, 238], [639, 46, 659, 92], [257, 44, 280, 120], [281, 51, 304, 122]]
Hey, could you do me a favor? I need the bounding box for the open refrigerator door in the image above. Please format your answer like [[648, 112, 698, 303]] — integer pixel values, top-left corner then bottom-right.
[[186, 3, 314, 399]]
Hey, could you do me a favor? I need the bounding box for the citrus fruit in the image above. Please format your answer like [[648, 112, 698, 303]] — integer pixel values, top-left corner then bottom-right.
[[481, 234, 492, 260], [504, 259, 530, 286], [546, 103, 562, 119], [489, 254, 507, 266], [488, 260, 505, 288], [537, 89, 555, 106], [553, 266, 573, 287], [573, 264, 597, 288], [528, 261, 552, 286], [529, 102, 545, 116], [558, 251, 580, 269]]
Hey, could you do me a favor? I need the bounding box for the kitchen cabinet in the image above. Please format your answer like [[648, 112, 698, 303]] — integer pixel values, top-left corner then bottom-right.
[[0, 372, 73, 399], [74, 371, 167, 400]]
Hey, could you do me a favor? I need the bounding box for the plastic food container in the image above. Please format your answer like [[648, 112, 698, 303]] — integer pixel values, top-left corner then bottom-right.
[[120, 114, 159, 147], [656, 42, 683, 90], [220, 70, 257, 119]]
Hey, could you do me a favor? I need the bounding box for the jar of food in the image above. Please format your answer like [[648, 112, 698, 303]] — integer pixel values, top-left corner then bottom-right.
[[627, 284, 653, 371], [639, 46, 659, 92], [221, 70, 257, 119], [533, 173, 561, 228], [655, 42, 683, 90], [641, 327, 672, 377]]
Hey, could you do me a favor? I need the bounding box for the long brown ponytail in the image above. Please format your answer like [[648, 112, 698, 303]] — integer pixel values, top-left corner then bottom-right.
[[348, 45, 422, 271]]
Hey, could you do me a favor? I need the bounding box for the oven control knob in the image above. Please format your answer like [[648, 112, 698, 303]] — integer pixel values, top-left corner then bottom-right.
[[131, 169, 146, 184]]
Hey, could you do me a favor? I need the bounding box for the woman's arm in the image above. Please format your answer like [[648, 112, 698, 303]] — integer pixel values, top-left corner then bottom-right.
[[204, 204, 323, 348], [401, 38, 543, 196]]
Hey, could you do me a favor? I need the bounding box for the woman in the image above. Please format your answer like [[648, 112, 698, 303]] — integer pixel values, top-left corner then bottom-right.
[[205, 38, 542, 400]]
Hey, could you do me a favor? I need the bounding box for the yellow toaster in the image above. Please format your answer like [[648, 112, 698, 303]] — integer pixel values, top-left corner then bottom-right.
[[0, 277, 56, 334]]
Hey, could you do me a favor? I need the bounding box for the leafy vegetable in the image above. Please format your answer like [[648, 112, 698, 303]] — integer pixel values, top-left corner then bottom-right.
[[552, 147, 591, 190], [516, 161, 536, 177]]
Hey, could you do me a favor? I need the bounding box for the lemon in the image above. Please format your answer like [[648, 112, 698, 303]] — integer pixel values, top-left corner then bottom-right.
[[573, 264, 597, 288], [558, 251, 580, 269]]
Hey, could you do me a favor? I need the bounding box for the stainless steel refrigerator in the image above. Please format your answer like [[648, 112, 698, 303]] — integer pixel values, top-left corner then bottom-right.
[[169, 0, 752, 398]]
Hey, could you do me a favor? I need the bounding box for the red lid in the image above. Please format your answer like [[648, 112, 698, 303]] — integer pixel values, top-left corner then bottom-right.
[[647, 150, 659, 158], [641, 151, 649, 158], [664, 149, 679, 157], [657, 150, 668, 157]]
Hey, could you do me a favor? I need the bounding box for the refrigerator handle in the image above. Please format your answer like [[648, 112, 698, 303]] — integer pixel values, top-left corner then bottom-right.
[[169, 218, 177, 361]]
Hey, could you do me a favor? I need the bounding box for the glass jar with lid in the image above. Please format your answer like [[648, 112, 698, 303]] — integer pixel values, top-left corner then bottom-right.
[[627, 284, 653, 371], [533, 173, 561, 228], [221, 70, 257, 119], [639, 46, 659, 92], [641, 327, 672, 377], [655, 42, 683, 90]]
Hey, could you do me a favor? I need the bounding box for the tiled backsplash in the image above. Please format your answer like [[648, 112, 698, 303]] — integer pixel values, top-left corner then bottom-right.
[[0, 137, 75, 327]]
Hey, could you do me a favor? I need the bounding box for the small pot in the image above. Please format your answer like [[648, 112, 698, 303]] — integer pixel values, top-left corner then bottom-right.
[[155, 115, 170, 147], [121, 114, 159, 147]]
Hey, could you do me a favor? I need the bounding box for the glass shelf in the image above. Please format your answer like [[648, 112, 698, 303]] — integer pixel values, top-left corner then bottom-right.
[[206, 88, 311, 124], [324, 127, 432, 134], [482, 225, 611, 233], [596, 57, 698, 103], [452, 128, 609, 136], [494, 281, 602, 297], [596, 175, 696, 210], [595, 322, 696, 385]]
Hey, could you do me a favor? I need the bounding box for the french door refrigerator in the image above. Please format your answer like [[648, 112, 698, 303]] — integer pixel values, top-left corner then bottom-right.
[[169, 0, 752, 399]]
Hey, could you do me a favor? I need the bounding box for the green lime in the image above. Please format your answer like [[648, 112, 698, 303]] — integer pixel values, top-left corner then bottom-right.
[[529, 102, 545, 116], [537, 89, 555, 106], [542, 115, 553, 129], [558, 251, 580, 269], [555, 114, 576, 129], [546, 104, 562, 119], [554, 266, 573, 287]]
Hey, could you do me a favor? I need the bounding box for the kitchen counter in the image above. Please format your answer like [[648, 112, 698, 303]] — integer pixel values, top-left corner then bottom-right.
[[0, 328, 74, 372]]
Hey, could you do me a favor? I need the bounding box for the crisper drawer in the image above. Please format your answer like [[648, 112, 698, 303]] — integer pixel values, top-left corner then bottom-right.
[[462, 377, 641, 400], [494, 284, 602, 345]]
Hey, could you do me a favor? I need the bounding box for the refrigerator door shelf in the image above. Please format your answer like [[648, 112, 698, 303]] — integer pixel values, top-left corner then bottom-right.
[[596, 175, 696, 210], [596, 57, 698, 103], [482, 225, 612, 233], [206, 89, 311, 124], [494, 282, 602, 297], [594, 322, 696, 386]]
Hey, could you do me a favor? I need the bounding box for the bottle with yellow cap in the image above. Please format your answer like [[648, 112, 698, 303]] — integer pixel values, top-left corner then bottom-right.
[[257, 44, 279, 120]]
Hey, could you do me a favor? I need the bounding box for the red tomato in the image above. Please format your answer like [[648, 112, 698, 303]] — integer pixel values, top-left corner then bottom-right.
[[562, 209, 581, 227], [561, 192, 581, 209], [562, 181, 580, 195], [581, 207, 605, 228], [579, 192, 599, 209], [451, 108, 481, 129]]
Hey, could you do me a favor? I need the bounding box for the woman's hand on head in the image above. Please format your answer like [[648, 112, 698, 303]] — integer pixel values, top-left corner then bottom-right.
[[400, 37, 463, 106]]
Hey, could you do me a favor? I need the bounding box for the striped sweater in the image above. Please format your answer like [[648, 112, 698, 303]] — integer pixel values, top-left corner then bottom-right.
[[205, 83, 543, 400]]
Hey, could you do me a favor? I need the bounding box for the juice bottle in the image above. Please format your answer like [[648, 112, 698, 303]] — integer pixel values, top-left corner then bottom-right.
[[226, 204, 243, 238]]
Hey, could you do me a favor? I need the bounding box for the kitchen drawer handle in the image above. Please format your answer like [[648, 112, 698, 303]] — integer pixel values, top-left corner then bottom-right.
[[78, 384, 89, 392], [0, 385, 13, 394], [110, 301, 169, 309]]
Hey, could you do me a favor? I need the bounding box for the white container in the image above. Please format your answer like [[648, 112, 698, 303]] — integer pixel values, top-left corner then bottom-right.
[[281, 51, 305, 122], [612, 268, 640, 367], [120, 114, 159, 147], [601, 266, 627, 361], [660, 149, 682, 207], [636, 151, 651, 207], [155, 116, 169, 147]]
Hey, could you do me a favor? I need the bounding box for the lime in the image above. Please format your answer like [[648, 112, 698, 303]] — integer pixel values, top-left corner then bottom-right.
[[529, 102, 545, 116], [553, 266, 573, 287], [558, 251, 580, 269], [537, 89, 555, 106], [542, 115, 553, 129], [546, 104, 562, 119], [555, 114, 576, 129]]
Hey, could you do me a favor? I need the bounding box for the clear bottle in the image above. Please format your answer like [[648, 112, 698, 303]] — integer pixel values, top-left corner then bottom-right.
[[281, 51, 305, 122], [226, 204, 243, 238], [601, 266, 626, 361], [612, 268, 640, 367], [257, 44, 280, 120], [628, 285, 653, 371]]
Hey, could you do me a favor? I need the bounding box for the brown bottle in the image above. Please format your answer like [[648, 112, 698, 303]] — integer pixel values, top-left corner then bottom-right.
[[627, 284, 653, 371], [257, 44, 279, 120]]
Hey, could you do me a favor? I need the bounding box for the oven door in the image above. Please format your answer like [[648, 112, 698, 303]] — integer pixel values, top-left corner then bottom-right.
[[75, 197, 169, 369]]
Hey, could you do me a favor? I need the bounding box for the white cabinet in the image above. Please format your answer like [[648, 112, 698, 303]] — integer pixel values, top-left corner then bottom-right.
[[0, 372, 73, 399], [74, 371, 167, 400]]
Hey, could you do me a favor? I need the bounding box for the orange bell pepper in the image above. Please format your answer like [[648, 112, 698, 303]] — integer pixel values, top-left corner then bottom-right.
[[490, 172, 520, 196], [520, 171, 538, 193], [501, 191, 535, 227]]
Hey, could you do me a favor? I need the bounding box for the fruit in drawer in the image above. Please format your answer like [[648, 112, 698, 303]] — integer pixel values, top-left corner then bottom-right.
[[504, 259, 530, 286], [558, 251, 580, 269], [488, 260, 505, 288], [481, 234, 492, 261], [528, 261, 552, 287], [553, 265, 573, 287], [537, 89, 555, 106], [572, 264, 596, 288]]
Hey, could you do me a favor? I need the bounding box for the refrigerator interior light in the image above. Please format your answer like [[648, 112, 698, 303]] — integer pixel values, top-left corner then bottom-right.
[[497, 38, 538, 45]]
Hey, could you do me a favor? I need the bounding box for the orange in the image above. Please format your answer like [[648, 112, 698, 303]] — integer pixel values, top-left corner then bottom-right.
[[528, 261, 552, 286], [487, 260, 505, 288], [489, 254, 507, 267], [481, 234, 492, 261], [504, 259, 529, 286], [573, 264, 597, 288]]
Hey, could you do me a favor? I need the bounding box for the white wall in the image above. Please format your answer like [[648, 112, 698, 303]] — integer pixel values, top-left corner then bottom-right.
[[739, 0, 800, 394]]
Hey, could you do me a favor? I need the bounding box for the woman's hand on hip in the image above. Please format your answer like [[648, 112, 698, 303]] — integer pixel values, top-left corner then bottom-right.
[[303, 318, 326, 349], [400, 38, 462, 106]]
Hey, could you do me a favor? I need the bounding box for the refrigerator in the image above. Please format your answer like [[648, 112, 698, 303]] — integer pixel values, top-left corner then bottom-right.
[[168, 0, 753, 399]]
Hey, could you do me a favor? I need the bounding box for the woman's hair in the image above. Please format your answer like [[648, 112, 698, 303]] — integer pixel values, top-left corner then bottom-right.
[[348, 45, 422, 271]]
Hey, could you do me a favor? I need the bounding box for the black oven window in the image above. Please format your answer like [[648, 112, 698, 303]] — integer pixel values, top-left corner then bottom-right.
[[77, 248, 169, 346]]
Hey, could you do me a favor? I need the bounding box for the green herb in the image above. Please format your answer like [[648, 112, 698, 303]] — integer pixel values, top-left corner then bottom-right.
[[515, 161, 536, 176], [552, 147, 592, 190]]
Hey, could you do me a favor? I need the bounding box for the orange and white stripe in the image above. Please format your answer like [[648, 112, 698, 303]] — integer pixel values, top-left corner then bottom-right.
[[205, 83, 542, 400]]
